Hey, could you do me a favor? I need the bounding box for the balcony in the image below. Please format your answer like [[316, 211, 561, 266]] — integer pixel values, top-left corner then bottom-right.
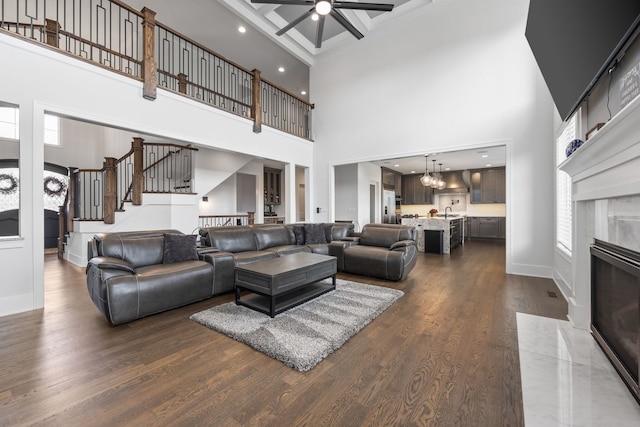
[[0, 0, 313, 140]]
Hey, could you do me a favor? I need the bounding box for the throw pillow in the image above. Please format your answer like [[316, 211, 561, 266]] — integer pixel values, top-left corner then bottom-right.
[[292, 224, 305, 245], [163, 233, 198, 264], [304, 223, 327, 244], [323, 224, 333, 242]]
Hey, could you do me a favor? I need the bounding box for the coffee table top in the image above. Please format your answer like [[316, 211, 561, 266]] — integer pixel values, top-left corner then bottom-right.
[[235, 252, 335, 277]]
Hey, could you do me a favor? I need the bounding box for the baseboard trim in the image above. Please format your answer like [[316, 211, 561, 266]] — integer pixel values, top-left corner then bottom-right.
[[0, 293, 39, 317], [508, 262, 553, 278]]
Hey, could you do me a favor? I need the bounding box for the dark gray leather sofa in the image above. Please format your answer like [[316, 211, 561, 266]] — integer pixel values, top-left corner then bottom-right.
[[86, 230, 215, 325], [329, 223, 418, 281], [198, 223, 355, 294]]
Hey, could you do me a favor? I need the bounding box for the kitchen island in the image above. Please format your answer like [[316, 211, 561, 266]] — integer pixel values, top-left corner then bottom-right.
[[401, 216, 465, 254]]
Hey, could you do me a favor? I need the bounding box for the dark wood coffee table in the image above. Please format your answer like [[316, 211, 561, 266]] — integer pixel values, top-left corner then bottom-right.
[[234, 252, 337, 317]]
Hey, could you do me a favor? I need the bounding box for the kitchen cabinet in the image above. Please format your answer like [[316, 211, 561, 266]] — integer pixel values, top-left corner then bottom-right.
[[401, 174, 433, 205], [470, 167, 505, 204], [264, 167, 281, 205], [468, 217, 505, 240]]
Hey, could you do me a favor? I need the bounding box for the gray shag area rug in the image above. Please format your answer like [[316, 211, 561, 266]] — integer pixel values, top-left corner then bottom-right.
[[190, 279, 403, 371]]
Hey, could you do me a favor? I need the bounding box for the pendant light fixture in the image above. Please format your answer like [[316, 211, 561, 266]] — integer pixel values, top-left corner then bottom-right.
[[420, 155, 432, 187], [430, 159, 439, 188], [437, 163, 446, 190]]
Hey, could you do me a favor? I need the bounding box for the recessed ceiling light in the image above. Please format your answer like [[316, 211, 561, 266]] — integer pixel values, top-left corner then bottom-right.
[[278, 67, 285, 72], [481, 154, 489, 158], [445, 167, 451, 171], [411, 170, 416, 173], [238, 26, 246, 33], [486, 164, 492, 167], [311, 13, 319, 21], [301, 90, 307, 95], [394, 164, 399, 167]]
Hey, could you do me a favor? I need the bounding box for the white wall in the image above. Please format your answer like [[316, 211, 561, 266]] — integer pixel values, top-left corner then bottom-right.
[[310, 0, 556, 276], [357, 162, 382, 227], [334, 164, 358, 222], [0, 34, 313, 317]]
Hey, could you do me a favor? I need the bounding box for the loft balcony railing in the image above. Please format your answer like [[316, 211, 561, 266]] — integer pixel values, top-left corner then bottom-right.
[[0, 0, 313, 140]]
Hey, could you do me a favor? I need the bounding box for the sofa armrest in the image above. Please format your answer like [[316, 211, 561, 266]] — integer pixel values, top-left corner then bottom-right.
[[340, 236, 361, 243], [390, 240, 416, 251], [201, 251, 236, 295], [197, 247, 219, 256], [87, 256, 136, 274], [329, 241, 359, 271]]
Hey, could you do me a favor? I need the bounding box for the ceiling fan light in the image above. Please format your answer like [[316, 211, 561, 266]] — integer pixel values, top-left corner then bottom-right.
[[311, 12, 319, 21], [315, 0, 332, 15]]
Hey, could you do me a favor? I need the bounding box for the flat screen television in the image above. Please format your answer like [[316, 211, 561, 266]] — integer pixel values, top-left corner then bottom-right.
[[526, 0, 640, 121]]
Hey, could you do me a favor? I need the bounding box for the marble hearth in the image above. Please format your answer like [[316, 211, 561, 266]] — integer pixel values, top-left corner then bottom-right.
[[559, 95, 640, 329]]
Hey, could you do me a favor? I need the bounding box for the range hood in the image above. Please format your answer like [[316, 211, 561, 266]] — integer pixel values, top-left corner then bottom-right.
[[434, 170, 470, 194]]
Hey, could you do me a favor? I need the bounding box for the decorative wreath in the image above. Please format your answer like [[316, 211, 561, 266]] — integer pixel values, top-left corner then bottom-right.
[[43, 176, 66, 197], [0, 173, 19, 195]]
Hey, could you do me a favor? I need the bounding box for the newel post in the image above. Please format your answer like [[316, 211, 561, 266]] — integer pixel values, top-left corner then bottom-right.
[[132, 137, 144, 205], [247, 211, 255, 225], [104, 158, 117, 224], [141, 7, 157, 100], [251, 69, 262, 133], [67, 168, 77, 232]]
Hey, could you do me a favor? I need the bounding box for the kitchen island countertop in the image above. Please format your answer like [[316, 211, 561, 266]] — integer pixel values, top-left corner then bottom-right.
[[401, 217, 465, 254]]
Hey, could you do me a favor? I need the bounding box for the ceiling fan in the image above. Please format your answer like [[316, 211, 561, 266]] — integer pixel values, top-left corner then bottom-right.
[[250, 0, 394, 48]]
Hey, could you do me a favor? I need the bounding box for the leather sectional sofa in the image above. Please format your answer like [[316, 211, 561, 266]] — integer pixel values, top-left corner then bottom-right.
[[85, 223, 417, 324]]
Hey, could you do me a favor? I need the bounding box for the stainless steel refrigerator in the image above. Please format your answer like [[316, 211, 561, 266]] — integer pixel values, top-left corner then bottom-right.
[[382, 190, 396, 224]]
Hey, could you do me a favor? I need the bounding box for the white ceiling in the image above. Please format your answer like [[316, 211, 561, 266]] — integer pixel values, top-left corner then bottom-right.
[[371, 145, 507, 175], [221, 0, 436, 65]]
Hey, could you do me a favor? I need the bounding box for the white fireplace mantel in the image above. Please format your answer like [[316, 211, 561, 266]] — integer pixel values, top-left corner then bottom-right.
[[558, 95, 640, 328], [560, 95, 640, 200]]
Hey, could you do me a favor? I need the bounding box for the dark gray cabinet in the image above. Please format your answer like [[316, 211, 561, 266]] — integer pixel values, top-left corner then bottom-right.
[[470, 167, 505, 204], [468, 216, 505, 240], [264, 167, 281, 205], [450, 218, 463, 250], [401, 174, 433, 205]]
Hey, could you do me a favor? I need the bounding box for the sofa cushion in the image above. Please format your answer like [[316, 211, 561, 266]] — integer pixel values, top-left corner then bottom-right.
[[331, 223, 354, 240], [163, 233, 198, 264], [100, 236, 165, 268], [304, 223, 327, 244], [360, 226, 410, 248], [324, 224, 333, 242], [292, 224, 305, 245], [233, 250, 278, 266], [253, 225, 294, 250], [207, 227, 257, 252]]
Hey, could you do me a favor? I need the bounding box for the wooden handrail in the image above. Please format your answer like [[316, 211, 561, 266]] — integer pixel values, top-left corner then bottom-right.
[[157, 70, 252, 110]]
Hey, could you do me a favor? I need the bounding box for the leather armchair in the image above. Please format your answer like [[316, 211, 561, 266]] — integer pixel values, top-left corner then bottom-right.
[[330, 223, 417, 281]]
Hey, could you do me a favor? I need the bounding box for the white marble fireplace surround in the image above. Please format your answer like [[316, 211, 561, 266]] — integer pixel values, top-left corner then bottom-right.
[[559, 95, 640, 329]]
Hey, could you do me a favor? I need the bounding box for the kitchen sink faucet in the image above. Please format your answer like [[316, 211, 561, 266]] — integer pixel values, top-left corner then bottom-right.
[[445, 206, 453, 218]]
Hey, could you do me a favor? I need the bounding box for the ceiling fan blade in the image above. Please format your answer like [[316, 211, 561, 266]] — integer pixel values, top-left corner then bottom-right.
[[330, 8, 364, 40], [251, 0, 313, 5], [276, 8, 315, 36], [315, 15, 326, 48], [333, 2, 394, 12]]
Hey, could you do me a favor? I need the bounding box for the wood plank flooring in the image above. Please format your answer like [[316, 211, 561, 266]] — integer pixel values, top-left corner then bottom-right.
[[0, 240, 567, 426]]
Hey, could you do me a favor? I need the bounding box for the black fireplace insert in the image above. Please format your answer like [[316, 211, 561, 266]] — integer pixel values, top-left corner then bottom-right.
[[591, 239, 640, 404]]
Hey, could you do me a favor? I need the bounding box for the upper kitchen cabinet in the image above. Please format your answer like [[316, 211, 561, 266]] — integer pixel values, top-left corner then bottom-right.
[[264, 167, 281, 205], [402, 174, 433, 205], [470, 167, 505, 204], [382, 167, 401, 191]]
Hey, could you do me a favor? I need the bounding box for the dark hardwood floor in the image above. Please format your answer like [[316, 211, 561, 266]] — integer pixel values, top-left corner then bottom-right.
[[0, 240, 567, 426]]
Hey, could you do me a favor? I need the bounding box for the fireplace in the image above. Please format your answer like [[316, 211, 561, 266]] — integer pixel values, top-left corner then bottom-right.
[[591, 239, 640, 403]]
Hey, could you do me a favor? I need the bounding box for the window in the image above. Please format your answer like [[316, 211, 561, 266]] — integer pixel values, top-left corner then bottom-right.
[[0, 106, 19, 140], [44, 114, 60, 146], [556, 114, 576, 254]]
